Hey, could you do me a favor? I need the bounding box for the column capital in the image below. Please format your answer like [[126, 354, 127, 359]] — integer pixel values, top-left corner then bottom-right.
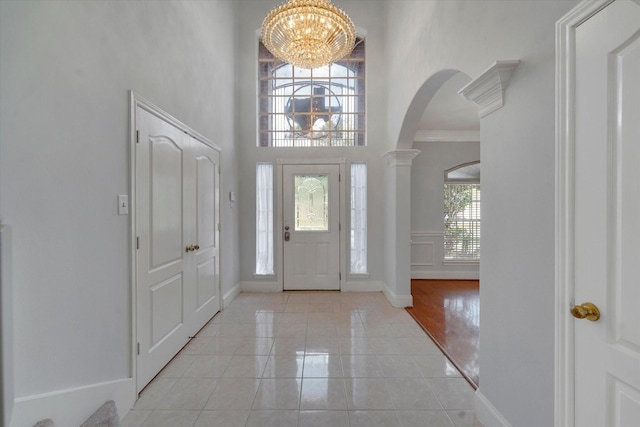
[[383, 149, 420, 167]]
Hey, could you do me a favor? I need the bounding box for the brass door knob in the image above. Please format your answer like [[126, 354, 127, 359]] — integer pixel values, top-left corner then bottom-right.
[[194, 244, 200, 250], [185, 245, 195, 253], [571, 302, 600, 321]]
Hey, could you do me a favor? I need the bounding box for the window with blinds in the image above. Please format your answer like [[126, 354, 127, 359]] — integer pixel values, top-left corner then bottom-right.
[[444, 162, 481, 260], [258, 38, 365, 147]]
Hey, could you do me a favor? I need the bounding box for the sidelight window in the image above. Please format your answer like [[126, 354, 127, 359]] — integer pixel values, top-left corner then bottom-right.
[[350, 162, 367, 273], [256, 163, 274, 275]]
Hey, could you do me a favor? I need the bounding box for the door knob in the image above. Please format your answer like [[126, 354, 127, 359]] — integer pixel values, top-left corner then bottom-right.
[[571, 302, 600, 321], [186, 245, 194, 252], [194, 244, 200, 250]]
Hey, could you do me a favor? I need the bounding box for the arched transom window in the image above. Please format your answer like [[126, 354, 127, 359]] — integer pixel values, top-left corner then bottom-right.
[[258, 38, 365, 147]]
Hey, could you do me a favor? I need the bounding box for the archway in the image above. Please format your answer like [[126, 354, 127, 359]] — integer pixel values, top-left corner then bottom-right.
[[395, 69, 462, 149], [398, 70, 481, 388]]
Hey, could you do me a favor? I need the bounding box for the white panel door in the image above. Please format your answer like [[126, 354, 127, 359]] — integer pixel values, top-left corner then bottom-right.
[[189, 137, 220, 331], [135, 107, 220, 392], [283, 164, 340, 290], [135, 107, 189, 391], [574, 1, 640, 425]]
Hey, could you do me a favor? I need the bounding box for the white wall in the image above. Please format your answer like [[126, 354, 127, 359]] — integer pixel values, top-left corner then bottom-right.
[[410, 140, 480, 279], [0, 1, 239, 425], [385, 1, 579, 425], [234, 1, 391, 291]]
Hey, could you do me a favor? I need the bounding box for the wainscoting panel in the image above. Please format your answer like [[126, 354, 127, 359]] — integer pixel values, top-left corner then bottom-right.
[[410, 241, 435, 267], [411, 231, 479, 280]]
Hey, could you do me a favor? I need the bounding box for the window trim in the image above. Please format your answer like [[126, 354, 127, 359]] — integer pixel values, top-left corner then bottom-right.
[[444, 160, 481, 183]]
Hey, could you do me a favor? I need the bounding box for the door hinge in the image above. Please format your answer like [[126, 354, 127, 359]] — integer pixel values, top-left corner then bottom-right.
[[218, 165, 221, 174], [218, 223, 221, 232], [137, 342, 140, 355], [136, 236, 139, 250], [339, 223, 341, 231], [136, 130, 139, 143], [339, 272, 342, 280], [339, 174, 341, 182]]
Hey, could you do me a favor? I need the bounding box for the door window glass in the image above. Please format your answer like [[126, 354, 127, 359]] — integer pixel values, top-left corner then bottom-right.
[[294, 174, 329, 231]]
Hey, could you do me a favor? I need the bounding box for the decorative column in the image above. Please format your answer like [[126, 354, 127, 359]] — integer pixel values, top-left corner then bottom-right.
[[382, 149, 420, 307]]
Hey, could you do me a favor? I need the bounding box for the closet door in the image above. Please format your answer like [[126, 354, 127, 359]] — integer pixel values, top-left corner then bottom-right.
[[135, 107, 190, 391], [187, 137, 220, 333], [135, 107, 220, 392]]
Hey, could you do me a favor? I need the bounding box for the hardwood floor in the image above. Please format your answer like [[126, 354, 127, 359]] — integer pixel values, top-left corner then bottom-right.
[[406, 279, 480, 389]]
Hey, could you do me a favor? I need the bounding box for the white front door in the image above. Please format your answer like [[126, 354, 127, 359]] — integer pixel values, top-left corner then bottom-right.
[[574, 1, 640, 425], [282, 164, 340, 290], [135, 105, 220, 392]]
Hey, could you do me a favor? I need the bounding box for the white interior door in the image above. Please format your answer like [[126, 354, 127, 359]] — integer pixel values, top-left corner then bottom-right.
[[574, 1, 640, 425], [189, 137, 220, 330], [135, 105, 220, 392], [283, 164, 340, 290]]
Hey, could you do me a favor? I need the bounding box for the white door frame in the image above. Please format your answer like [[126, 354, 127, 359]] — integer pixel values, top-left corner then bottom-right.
[[555, 1, 614, 425], [129, 91, 222, 393], [275, 158, 346, 291]]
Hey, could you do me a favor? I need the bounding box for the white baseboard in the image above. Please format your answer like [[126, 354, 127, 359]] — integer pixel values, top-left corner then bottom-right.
[[240, 280, 387, 294], [475, 390, 512, 427], [381, 283, 413, 308], [1, 224, 15, 427], [222, 283, 241, 309], [411, 270, 480, 280], [342, 281, 383, 292], [240, 280, 385, 294], [10, 378, 135, 427], [239, 281, 281, 293]]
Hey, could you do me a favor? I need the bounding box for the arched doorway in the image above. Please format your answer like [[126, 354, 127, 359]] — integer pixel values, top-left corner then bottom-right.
[[400, 71, 481, 388]]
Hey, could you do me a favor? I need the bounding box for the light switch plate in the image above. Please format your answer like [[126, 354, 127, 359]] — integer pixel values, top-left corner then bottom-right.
[[118, 195, 129, 215]]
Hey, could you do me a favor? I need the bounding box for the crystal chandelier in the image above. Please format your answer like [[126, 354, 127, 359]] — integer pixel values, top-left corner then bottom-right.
[[261, 0, 356, 69]]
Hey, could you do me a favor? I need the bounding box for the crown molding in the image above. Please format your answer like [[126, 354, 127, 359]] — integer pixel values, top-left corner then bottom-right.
[[458, 60, 521, 118], [414, 130, 480, 143]]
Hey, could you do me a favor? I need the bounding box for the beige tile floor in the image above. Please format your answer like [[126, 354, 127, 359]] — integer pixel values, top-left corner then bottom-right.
[[122, 292, 483, 427]]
